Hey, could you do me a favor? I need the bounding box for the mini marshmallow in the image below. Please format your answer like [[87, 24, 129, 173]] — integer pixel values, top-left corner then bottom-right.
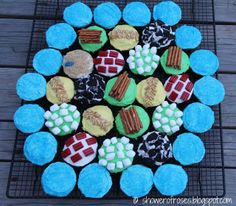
[[60, 109, 68, 116], [135, 45, 142, 52], [106, 153, 115, 161], [64, 115, 73, 122], [45, 121, 53, 128], [176, 118, 183, 126], [99, 159, 107, 166], [161, 117, 169, 124], [129, 62, 135, 70], [150, 47, 157, 54], [44, 111, 52, 119], [103, 139, 111, 147], [73, 110, 80, 119], [111, 137, 118, 144], [137, 67, 144, 74], [129, 49, 135, 56], [60, 103, 68, 109], [171, 125, 180, 133], [156, 106, 163, 112], [126, 144, 134, 150], [170, 120, 177, 126], [145, 56, 151, 63], [106, 146, 115, 153], [50, 104, 59, 112], [116, 161, 123, 169], [154, 113, 162, 119], [142, 49, 149, 56], [136, 58, 144, 67], [55, 118, 63, 126], [51, 113, 58, 120], [162, 101, 169, 107], [145, 66, 152, 73], [153, 55, 160, 62], [126, 151, 135, 158], [143, 44, 150, 50], [98, 148, 105, 157], [71, 121, 79, 130], [127, 56, 134, 63], [151, 62, 158, 69], [117, 151, 125, 158], [68, 105, 77, 112], [62, 125, 70, 132], [175, 111, 183, 118], [52, 127, 61, 135], [117, 142, 124, 150], [123, 158, 132, 167], [135, 52, 141, 58], [162, 125, 171, 133], [107, 163, 115, 171], [153, 121, 161, 128], [121, 137, 129, 144], [170, 103, 177, 110], [166, 109, 174, 117]]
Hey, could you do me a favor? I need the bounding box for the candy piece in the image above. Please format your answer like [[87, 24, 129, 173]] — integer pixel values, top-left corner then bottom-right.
[[111, 137, 118, 144], [153, 121, 161, 128], [44, 111, 52, 120], [103, 139, 111, 147], [55, 118, 63, 126], [52, 127, 61, 135], [98, 148, 105, 157], [99, 159, 107, 166], [64, 115, 73, 122], [45, 121, 53, 128]]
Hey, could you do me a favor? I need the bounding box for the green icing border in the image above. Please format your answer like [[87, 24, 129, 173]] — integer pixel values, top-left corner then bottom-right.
[[115, 105, 150, 139], [160, 49, 190, 75], [79, 26, 108, 52], [103, 77, 137, 107]]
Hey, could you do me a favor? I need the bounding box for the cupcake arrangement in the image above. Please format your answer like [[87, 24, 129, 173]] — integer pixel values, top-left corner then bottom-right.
[[14, 0, 225, 199]]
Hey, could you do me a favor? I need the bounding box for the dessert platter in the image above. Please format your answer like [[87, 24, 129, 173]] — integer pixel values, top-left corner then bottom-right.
[[7, 0, 226, 199]]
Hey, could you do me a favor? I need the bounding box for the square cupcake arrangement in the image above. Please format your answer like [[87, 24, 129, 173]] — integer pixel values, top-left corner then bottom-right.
[[14, 1, 225, 198]]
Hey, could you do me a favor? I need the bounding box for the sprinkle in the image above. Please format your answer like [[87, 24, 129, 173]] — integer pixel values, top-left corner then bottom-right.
[[62, 125, 70, 132], [64, 115, 73, 122], [153, 55, 160, 62], [170, 120, 177, 126], [68, 105, 77, 112], [99, 159, 107, 166], [162, 101, 169, 107], [129, 50, 135, 56], [44, 111, 52, 119], [55, 118, 63, 126], [142, 49, 149, 56], [161, 117, 169, 124], [120, 137, 129, 144], [126, 151, 135, 158], [166, 109, 174, 117], [145, 56, 151, 63], [45, 121, 53, 128], [154, 113, 162, 119], [123, 158, 132, 167], [170, 103, 177, 110], [116, 161, 123, 169], [60, 109, 68, 116], [111, 137, 118, 144], [107, 163, 115, 171], [153, 121, 161, 128], [106, 146, 115, 153], [117, 142, 124, 150], [143, 44, 150, 50], [145, 66, 152, 72], [136, 58, 144, 67], [137, 67, 144, 74], [172, 125, 180, 133], [150, 47, 157, 54], [117, 151, 125, 158], [162, 125, 171, 133], [106, 153, 115, 161], [73, 110, 80, 119], [129, 62, 135, 69], [71, 121, 79, 130], [151, 62, 158, 69], [51, 114, 58, 120], [60, 103, 68, 109], [52, 127, 61, 135], [175, 111, 183, 118], [50, 104, 59, 112], [135, 52, 141, 58], [127, 56, 134, 63], [156, 106, 163, 112], [103, 139, 111, 147], [135, 45, 142, 52], [176, 118, 183, 126], [126, 144, 134, 150], [98, 148, 105, 157]]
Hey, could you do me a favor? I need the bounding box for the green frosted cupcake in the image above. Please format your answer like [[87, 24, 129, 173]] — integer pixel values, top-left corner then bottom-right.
[[115, 105, 150, 139], [160, 47, 190, 75], [104, 72, 137, 107], [78, 26, 107, 52]]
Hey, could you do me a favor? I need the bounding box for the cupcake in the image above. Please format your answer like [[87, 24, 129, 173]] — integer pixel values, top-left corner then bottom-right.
[[115, 105, 150, 139], [44, 103, 80, 136], [108, 25, 139, 51], [160, 46, 190, 75], [82, 105, 114, 137], [103, 72, 137, 107], [98, 136, 135, 173], [152, 101, 183, 135], [136, 77, 166, 108], [61, 132, 98, 167], [127, 44, 160, 76], [46, 76, 74, 104], [137, 131, 172, 166], [63, 50, 93, 79], [78, 26, 107, 52], [94, 50, 125, 77]]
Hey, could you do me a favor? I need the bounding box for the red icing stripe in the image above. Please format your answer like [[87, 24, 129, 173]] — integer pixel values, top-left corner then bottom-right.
[[61, 148, 71, 159], [169, 91, 178, 101], [105, 58, 114, 65], [73, 142, 83, 151], [75, 132, 87, 140], [180, 91, 190, 101], [169, 75, 178, 83], [97, 66, 106, 73], [109, 51, 118, 58], [98, 51, 108, 57], [83, 147, 94, 156], [165, 83, 173, 92], [108, 66, 118, 73], [180, 74, 189, 82], [93, 58, 102, 65], [71, 153, 82, 163], [186, 82, 193, 92], [115, 59, 125, 66], [65, 137, 74, 147], [86, 137, 97, 145], [175, 82, 184, 91]]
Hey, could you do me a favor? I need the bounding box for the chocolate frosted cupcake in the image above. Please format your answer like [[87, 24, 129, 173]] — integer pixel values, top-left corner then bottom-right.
[[138, 131, 172, 166], [74, 74, 105, 104], [142, 21, 175, 49]]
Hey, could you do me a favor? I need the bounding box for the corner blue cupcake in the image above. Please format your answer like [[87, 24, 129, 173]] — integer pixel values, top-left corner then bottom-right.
[[16, 73, 46, 101], [14, 104, 45, 133], [78, 163, 112, 198], [120, 165, 153, 198], [173, 133, 205, 166], [194, 76, 225, 106], [33, 48, 62, 76], [24, 132, 57, 166], [46, 23, 76, 50], [123, 2, 151, 27], [183, 102, 214, 133], [175, 25, 202, 49], [153, 1, 182, 26], [94, 2, 121, 29], [41, 162, 76, 197], [153, 164, 188, 196], [190, 50, 219, 75], [63, 2, 92, 28]]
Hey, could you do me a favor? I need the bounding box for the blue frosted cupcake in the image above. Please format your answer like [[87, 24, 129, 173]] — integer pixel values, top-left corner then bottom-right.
[[46, 23, 76, 50], [41, 162, 76, 197], [120, 165, 153, 198], [33, 48, 62, 76], [24, 132, 57, 166], [16, 73, 46, 101], [78, 163, 112, 198], [14, 104, 45, 133]]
